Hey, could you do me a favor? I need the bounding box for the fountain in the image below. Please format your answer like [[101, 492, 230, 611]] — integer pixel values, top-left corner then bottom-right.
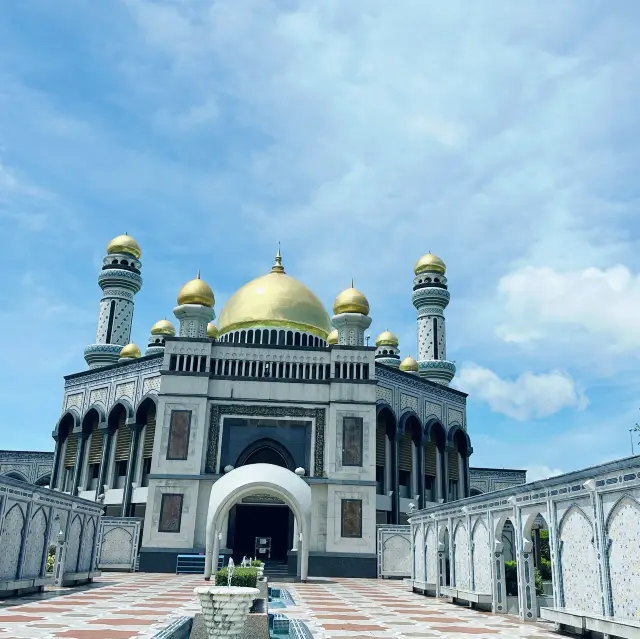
[[194, 558, 260, 638]]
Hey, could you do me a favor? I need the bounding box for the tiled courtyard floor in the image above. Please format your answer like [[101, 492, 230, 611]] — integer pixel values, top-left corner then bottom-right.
[[0, 573, 561, 639]]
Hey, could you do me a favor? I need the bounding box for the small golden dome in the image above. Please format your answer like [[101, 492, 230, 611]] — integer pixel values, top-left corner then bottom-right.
[[120, 343, 141, 359], [207, 323, 219, 339], [376, 330, 399, 347], [399, 355, 418, 372], [150, 319, 175, 336], [414, 252, 446, 275], [107, 234, 141, 259], [327, 329, 338, 345], [333, 280, 370, 315], [177, 271, 215, 308]]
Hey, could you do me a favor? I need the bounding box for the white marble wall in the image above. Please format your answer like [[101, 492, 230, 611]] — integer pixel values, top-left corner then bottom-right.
[[0, 475, 102, 595], [377, 525, 411, 578], [408, 458, 640, 623]]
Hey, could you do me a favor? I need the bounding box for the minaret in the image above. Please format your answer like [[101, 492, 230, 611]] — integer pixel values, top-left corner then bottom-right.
[[84, 234, 143, 369], [412, 252, 456, 385], [173, 271, 215, 338], [332, 280, 372, 346], [375, 330, 400, 367], [146, 319, 176, 355]]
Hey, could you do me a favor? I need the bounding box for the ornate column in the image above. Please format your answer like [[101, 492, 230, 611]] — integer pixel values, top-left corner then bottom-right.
[[392, 433, 400, 524], [417, 439, 426, 509], [585, 479, 611, 615], [121, 421, 144, 517], [512, 499, 537, 621], [71, 430, 90, 496], [50, 431, 63, 490], [95, 423, 115, 501], [443, 444, 452, 503], [492, 534, 507, 613]]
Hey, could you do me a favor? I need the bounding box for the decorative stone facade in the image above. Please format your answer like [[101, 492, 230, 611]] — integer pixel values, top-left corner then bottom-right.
[[0, 451, 54, 485], [469, 467, 527, 495], [408, 456, 640, 624], [0, 474, 102, 596]]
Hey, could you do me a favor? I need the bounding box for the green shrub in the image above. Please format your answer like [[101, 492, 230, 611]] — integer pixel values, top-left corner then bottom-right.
[[250, 560, 264, 567], [539, 557, 552, 580], [534, 568, 544, 596], [215, 567, 258, 588], [538, 529, 551, 561], [504, 560, 518, 596], [46, 546, 56, 573]]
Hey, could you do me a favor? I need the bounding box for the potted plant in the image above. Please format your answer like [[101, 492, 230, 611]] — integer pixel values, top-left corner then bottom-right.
[[194, 559, 259, 638]]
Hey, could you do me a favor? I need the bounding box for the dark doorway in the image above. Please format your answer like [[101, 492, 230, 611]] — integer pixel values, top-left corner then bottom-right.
[[233, 504, 291, 561]]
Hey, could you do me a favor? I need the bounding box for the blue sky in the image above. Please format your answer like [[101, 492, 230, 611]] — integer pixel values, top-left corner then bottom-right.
[[1, 1, 640, 480]]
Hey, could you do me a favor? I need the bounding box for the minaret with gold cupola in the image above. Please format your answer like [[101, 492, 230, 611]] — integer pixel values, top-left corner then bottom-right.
[[332, 280, 372, 345], [84, 234, 143, 369], [173, 271, 215, 338], [412, 252, 456, 385]]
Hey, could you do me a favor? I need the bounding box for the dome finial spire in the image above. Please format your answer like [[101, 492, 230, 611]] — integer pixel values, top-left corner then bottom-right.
[[196, 268, 201, 279], [272, 243, 285, 273], [350, 277, 354, 288]]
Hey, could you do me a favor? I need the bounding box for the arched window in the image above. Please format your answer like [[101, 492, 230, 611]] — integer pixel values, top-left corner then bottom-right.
[[247, 329, 254, 344], [302, 334, 308, 347], [294, 333, 301, 346], [270, 329, 277, 344], [241, 330, 246, 343], [286, 331, 293, 346], [278, 330, 285, 345]]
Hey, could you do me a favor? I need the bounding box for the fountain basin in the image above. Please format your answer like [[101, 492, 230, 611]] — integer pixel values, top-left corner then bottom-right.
[[194, 586, 260, 638]]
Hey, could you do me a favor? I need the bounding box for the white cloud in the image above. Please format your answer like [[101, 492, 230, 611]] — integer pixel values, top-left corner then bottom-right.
[[497, 265, 640, 353], [526, 465, 564, 483], [454, 363, 588, 420]]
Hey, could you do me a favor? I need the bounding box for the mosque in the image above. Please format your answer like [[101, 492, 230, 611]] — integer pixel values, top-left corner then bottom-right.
[[48, 234, 524, 577]]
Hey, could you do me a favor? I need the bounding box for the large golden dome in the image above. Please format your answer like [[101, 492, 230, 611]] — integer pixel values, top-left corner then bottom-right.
[[107, 234, 141, 259], [207, 323, 219, 339], [218, 253, 332, 338], [177, 271, 215, 308], [333, 281, 370, 315], [414, 252, 446, 275]]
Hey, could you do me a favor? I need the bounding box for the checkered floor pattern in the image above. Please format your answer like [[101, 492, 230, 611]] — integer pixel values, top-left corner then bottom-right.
[[0, 574, 561, 639]]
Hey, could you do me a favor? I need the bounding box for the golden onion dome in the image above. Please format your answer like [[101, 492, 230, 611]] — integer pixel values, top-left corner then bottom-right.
[[399, 355, 419, 372], [414, 252, 446, 275], [107, 234, 141, 259], [376, 329, 399, 348], [177, 271, 215, 308], [207, 323, 219, 339], [218, 250, 332, 338], [327, 329, 338, 345], [150, 319, 176, 336], [333, 280, 370, 315], [120, 343, 141, 359]]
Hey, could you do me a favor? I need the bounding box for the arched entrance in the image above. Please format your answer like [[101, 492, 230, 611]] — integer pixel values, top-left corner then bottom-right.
[[227, 440, 296, 562], [205, 464, 312, 581]]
